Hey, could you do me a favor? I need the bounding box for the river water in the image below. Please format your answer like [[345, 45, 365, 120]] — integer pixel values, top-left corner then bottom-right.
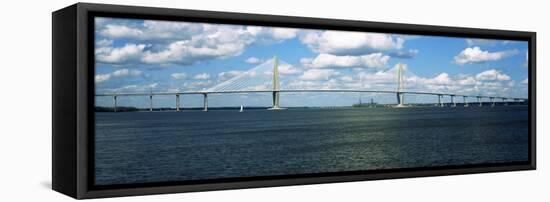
[[95, 106, 529, 185]]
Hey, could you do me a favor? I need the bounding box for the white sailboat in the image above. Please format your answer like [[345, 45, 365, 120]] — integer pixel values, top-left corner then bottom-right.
[[239, 105, 244, 112]]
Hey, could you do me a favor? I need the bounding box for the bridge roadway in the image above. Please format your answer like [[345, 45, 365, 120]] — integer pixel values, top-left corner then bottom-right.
[[95, 89, 528, 112], [96, 89, 526, 100]]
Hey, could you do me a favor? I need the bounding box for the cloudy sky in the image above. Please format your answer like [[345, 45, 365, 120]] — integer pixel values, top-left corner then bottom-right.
[[94, 17, 528, 108]]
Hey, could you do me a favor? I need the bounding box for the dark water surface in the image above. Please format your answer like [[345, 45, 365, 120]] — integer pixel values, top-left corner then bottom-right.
[[95, 106, 529, 185]]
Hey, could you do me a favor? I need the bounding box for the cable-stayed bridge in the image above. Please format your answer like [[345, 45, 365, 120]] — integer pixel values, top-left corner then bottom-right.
[[96, 56, 528, 112]]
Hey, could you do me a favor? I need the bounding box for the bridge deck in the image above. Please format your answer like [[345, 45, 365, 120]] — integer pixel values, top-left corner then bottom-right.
[[95, 89, 527, 100]]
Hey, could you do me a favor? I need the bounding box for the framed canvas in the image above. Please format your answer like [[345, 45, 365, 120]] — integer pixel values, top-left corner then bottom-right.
[[52, 3, 536, 199]]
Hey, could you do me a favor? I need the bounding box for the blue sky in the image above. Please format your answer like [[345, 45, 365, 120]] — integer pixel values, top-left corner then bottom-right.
[[94, 17, 528, 108]]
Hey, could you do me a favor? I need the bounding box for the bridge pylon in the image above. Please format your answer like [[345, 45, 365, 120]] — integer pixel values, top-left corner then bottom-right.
[[394, 63, 407, 108], [268, 55, 285, 110], [203, 93, 208, 111]]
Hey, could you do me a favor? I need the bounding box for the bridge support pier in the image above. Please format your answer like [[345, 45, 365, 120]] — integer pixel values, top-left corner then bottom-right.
[[477, 97, 482, 107], [490, 97, 495, 107], [463, 96, 468, 107], [395, 92, 405, 108], [503, 98, 508, 106], [176, 94, 180, 112], [113, 96, 117, 112], [438, 95, 443, 107], [451, 95, 456, 107], [268, 91, 283, 110], [149, 95, 153, 112], [203, 93, 208, 111]]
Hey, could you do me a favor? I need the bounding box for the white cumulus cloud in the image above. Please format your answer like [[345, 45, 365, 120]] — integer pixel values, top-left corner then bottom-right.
[[141, 38, 246, 65], [98, 20, 201, 41], [246, 26, 299, 42], [299, 69, 340, 81], [300, 30, 404, 55], [454, 47, 518, 65], [245, 57, 263, 64], [218, 71, 244, 82], [95, 74, 111, 83], [95, 19, 303, 66], [96, 44, 146, 64], [100, 24, 143, 38], [301, 53, 390, 69], [390, 49, 418, 58], [278, 64, 302, 75], [193, 73, 211, 80], [96, 39, 113, 47], [95, 68, 142, 83], [272, 28, 299, 40], [170, 72, 187, 80], [112, 69, 142, 77], [475, 69, 511, 81]]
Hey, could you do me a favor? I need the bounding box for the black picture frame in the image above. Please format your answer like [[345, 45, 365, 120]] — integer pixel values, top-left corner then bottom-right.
[[52, 2, 536, 199]]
